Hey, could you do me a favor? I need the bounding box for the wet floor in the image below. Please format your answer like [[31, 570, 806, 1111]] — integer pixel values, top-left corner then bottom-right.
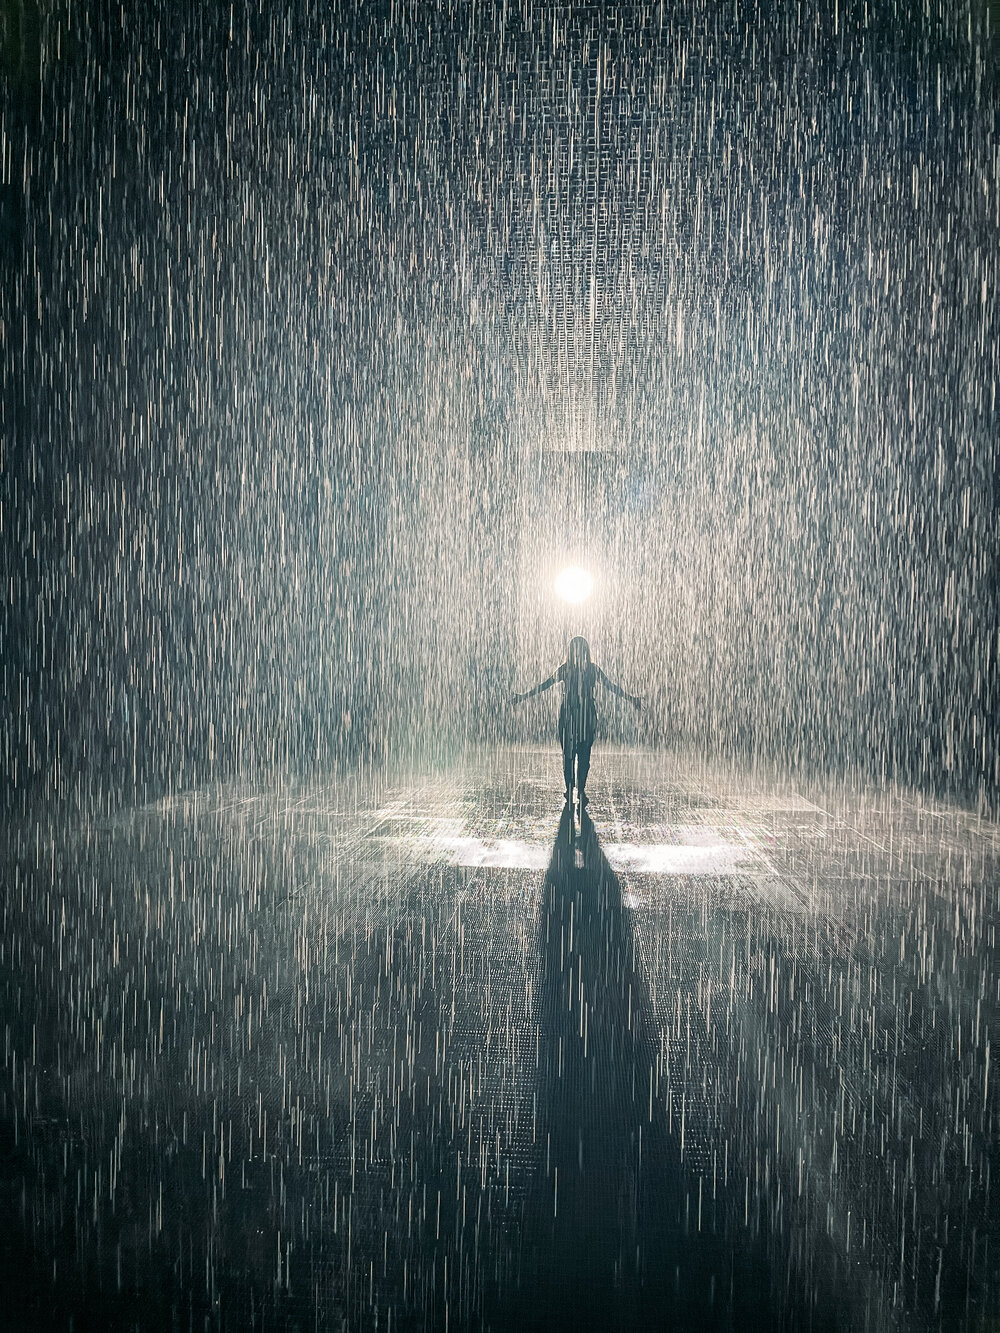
[[2, 748, 996, 1330]]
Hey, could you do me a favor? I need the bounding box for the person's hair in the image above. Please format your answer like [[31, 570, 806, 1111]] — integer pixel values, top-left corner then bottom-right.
[[567, 636, 591, 668]]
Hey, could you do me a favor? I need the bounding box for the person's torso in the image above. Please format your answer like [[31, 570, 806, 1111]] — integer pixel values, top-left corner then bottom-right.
[[558, 663, 597, 727]]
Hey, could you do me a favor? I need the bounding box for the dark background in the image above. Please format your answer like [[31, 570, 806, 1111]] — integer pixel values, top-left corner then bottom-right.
[[3, 0, 998, 809]]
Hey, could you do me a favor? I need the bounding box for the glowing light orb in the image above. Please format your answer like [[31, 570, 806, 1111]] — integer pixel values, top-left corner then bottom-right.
[[554, 565, 594, 604]]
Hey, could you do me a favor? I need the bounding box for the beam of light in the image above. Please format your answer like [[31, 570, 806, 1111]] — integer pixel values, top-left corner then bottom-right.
[[554, 565, 594, 604]]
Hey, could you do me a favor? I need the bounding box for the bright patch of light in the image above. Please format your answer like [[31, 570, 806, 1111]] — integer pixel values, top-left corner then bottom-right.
[[605, 843, 756, 875], [405, 832, 765, 876], [554, 565, 594, 604], [425, 837, 550, 870]]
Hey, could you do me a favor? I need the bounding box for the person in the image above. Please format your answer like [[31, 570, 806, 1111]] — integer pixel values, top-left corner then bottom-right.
[[512, 636, 640, 804]]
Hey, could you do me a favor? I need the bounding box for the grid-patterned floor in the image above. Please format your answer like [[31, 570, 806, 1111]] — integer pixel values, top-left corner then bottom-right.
[[2, 747, 996, 1330]]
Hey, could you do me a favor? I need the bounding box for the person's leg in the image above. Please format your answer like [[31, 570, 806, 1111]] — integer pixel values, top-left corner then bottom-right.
[[576, 740, 592, 799], [562, 736, 575, 797]]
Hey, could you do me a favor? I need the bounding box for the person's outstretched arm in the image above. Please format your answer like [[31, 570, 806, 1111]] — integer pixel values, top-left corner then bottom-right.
[[596, 666, 641, 709], [511, 673, 557, 704]]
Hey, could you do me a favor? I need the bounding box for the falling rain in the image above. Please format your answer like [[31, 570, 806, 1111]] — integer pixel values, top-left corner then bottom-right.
[[2, 1, 998, 1330]]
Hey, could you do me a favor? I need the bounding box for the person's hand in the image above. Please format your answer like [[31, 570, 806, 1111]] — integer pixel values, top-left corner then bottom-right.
[[511, 693, 523, 705]]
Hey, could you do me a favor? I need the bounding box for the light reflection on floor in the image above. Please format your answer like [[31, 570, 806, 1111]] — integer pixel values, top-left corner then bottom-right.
[[2, 744, 995, 1331], [405, 830, 764, 876]]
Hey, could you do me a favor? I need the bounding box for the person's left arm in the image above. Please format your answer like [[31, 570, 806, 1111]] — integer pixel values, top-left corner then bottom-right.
[[511, 672, 558, 704], [596, 666, 641, 709]]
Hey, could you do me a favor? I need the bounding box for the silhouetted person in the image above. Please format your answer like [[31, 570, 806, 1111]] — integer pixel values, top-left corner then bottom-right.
[[512, 636, 640, 803]]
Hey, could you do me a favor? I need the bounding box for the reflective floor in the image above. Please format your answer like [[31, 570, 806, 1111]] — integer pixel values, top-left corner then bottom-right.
[[2, 747, 996, 1330]]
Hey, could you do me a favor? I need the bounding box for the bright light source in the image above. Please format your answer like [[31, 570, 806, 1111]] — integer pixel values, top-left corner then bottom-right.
[[554, 565, 594, 604]]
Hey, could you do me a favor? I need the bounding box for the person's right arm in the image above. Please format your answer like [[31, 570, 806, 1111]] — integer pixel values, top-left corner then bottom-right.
[[596, 666, 641, 709]]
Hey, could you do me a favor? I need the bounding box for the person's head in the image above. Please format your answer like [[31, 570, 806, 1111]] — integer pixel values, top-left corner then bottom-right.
[[567, 636, 591, 669]]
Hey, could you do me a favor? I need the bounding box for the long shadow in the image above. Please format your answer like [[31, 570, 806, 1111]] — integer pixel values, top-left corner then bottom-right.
[[491, 806, 794, 1332]]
